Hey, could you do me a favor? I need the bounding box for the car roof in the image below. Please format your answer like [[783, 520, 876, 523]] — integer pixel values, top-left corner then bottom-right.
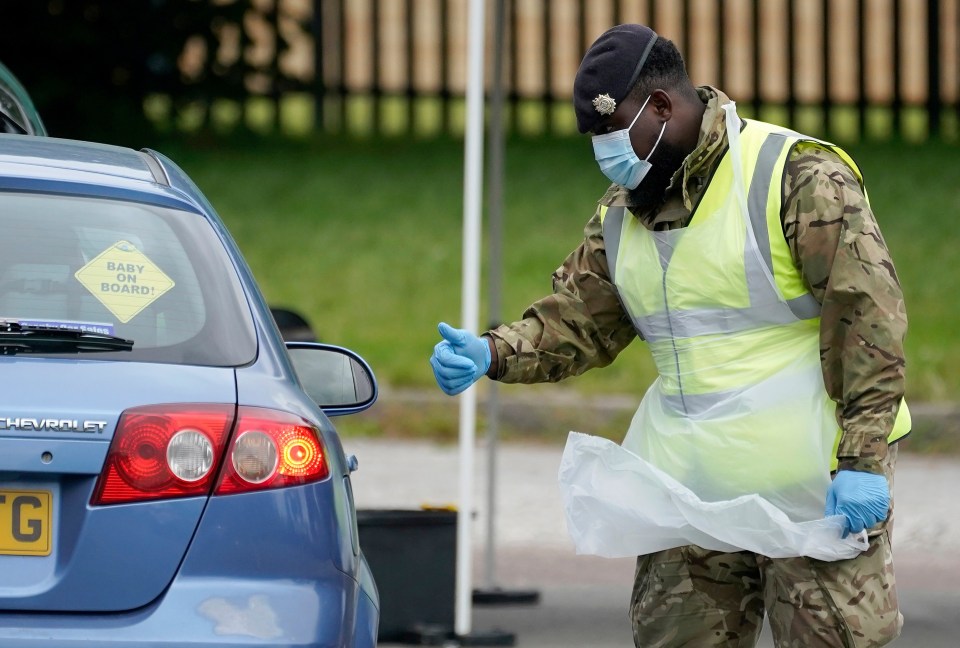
[[0, 133, 203, 214], [0, 61, 47, 136]]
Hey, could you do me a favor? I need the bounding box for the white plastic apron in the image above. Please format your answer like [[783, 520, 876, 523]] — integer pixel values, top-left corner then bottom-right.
[[558, 103, 868, 561]]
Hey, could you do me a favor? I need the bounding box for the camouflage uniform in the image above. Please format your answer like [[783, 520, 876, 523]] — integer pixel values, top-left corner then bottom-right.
[[486, 87, 907, 647]]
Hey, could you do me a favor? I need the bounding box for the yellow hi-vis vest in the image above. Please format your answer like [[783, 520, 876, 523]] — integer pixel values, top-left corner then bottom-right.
[[599, 107, 909, 521]]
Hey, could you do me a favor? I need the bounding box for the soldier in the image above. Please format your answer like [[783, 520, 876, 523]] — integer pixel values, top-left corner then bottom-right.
[[429, 23, 909, 647]]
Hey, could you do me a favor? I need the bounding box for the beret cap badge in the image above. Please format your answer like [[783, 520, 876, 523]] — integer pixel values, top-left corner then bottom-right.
[[592, 93, 616, 116]]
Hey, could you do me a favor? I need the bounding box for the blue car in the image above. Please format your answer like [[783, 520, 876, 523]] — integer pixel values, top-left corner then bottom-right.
[[0, 133, 380, 647]]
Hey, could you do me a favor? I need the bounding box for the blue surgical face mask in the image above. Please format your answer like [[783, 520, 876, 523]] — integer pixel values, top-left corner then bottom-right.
[[591, 94, 667, 189]]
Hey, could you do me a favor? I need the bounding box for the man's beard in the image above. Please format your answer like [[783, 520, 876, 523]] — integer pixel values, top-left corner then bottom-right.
[[627, 139, 689, 209]]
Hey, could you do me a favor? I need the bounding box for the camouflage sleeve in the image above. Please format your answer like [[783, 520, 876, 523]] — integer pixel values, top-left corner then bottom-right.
[[783, 144, 907, 476], [486, 208, 637, 383]]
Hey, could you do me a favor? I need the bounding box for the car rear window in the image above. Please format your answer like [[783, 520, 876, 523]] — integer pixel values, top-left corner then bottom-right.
[[0, 192, 257, 366]]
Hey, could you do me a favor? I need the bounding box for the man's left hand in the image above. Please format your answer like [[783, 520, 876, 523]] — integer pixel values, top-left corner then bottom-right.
[[825, 470, 890, 534]]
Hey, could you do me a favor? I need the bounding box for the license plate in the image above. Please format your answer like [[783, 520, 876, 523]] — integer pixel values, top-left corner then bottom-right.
[[0, 490, 52, 556]]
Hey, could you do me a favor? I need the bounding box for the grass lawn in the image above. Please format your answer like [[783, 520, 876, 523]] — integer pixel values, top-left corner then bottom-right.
[[157, 134, 960, 411]]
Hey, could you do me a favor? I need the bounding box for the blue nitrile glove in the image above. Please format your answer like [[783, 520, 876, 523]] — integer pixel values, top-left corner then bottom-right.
[[429, 322, 492, 396], [825, 470, 890, 535]]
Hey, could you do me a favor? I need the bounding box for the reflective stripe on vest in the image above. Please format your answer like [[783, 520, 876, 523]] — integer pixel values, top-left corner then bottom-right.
[[605, 202, 817, 342], [601, 134, 821, 342]]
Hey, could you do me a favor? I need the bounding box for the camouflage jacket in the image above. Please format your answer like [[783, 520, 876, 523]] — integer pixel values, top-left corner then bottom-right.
[[486, 87, 907, 475]]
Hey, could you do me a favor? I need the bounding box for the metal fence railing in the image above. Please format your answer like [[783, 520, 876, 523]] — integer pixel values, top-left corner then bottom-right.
[[195, 0, 960, 141], [306, 0, 960, 141]]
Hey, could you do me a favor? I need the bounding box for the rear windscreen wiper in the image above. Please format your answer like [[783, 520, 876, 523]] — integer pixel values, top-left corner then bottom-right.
[[0, 321, 133, 355]]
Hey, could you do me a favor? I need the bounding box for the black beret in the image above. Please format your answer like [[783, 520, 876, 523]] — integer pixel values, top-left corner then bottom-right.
[[573, 24, 659, 134]]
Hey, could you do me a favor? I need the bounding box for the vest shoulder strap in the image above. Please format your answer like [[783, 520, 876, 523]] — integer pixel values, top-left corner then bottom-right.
[[739, 120, 865, 317]]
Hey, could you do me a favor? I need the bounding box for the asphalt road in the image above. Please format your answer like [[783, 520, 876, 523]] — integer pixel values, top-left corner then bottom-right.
[[345, 436, 960, 647]]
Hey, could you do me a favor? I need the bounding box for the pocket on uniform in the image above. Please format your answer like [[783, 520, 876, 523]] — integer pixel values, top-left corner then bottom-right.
[[633, 549, 716, 616]]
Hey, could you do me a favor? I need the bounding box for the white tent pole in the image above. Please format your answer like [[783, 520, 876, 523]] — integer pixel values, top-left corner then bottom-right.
[[456, 0, 487, 637]]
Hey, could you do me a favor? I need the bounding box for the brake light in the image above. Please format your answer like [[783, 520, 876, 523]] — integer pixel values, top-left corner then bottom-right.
[[91, 404, 235, 505], [215, 407, 329, 495]]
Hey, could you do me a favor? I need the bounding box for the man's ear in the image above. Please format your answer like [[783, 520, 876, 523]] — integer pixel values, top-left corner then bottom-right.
[[649, 89, 673, 120]]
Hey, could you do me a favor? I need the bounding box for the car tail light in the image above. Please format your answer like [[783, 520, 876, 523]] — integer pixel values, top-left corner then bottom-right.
[[91, 405, 329, 505], [91, 404, 236, 505], [215, 407, 329, 495]]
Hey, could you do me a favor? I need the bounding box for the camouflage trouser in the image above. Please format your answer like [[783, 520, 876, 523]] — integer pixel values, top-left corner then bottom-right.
[[630, 446, 901, 648]]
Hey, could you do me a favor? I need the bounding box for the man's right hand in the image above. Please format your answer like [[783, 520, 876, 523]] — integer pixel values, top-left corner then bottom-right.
[[429, 322, 491, 395]]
